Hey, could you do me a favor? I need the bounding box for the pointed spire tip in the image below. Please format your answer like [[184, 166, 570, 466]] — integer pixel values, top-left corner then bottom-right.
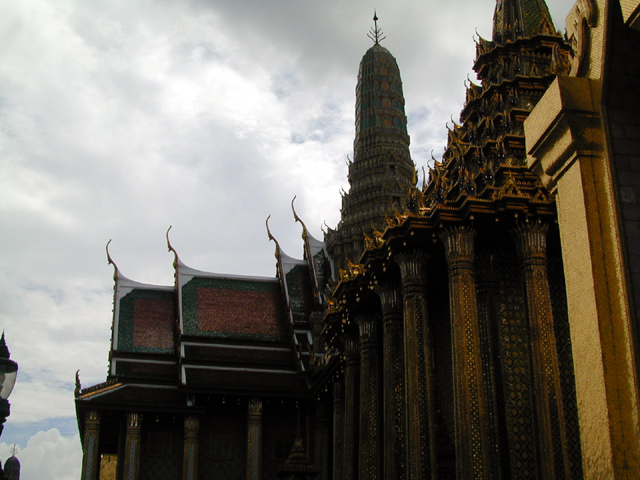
[[367, 10, 386, 45]]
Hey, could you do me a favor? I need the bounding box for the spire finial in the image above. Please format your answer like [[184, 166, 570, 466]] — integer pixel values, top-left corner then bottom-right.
[[0, 332, 9, 359], [367, 10, 386, 45]]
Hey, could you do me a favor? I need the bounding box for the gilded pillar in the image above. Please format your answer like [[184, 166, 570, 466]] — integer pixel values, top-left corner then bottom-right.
[[182, 416, 199, 480], [343, 333, 360, 480], [332, 379, 345, 480], [247, 398, 263, 480], [375, 283, 405, 480], [315, 402, 330, 480], [440, 226, 495, 478], [475, 253, 505, 478], [356, 314, 382, 480], [513, 223, 570, 479], [123, 412, 141, 480], [395, 250, 437, 479], [80, 410, 101, 480]]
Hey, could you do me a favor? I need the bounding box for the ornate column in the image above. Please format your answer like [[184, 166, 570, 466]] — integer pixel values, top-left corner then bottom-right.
[[395, 250, 437, 480], [247, 398, 263, 480], [356, 314, 382, 480], [375, 283, 405, 480], [123, 412, 141, 480], [332, 378, 345, 480], [475, 253, 505, 478], [513, 223, 570, 479], [440, 226, 495, 478], [343, 333, 360, 480], [314, 402, 330, 480], [183, 416, 199, 480], [80, 410, 100, 480]]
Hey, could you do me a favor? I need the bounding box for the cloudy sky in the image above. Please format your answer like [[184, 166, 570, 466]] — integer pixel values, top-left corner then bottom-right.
[[0, 0, 576, 477]]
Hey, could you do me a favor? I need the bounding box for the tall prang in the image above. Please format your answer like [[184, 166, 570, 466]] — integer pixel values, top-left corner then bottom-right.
[[326, 14, 415, 273]]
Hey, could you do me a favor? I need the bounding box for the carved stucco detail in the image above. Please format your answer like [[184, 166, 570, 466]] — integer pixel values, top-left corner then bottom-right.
[[567, 0, 598, 77]]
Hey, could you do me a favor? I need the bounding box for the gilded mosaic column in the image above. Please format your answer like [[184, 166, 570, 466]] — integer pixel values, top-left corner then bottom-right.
[[80, 410, 100, 480], [440, 226, 495, 479], [513, 223, 571, 479], [343, 333, 360, 480], [123, 412, 141, 480], [395, 250, 437, 480], [356, 314, 382, 480], [315, 401, 330, 480], [475, 253, 505, 478], [375, 283, 405, 480], [247, 398, 263, 480], [182, 416, 199, 480], [332, 378, 346, 480]]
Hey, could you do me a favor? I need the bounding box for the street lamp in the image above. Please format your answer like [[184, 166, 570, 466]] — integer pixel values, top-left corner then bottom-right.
[[0, 333, 18, 480]]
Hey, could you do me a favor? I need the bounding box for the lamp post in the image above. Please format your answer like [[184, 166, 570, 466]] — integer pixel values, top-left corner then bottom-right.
[[0, 333, 18, 480]]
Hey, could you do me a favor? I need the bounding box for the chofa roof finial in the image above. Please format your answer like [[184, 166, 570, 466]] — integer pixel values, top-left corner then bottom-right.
[[266, 215, 281, 259], [367, 10, 386, 45]]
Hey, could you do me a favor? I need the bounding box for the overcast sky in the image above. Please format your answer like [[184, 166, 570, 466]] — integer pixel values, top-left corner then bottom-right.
[[0, 0, 576, 477]]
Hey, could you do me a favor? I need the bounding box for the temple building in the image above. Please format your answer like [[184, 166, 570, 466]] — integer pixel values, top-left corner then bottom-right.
[[76, 0, 640, 479]]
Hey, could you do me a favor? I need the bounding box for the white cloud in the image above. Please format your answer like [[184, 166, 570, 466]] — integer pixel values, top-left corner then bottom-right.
[[0, 429, 81, 480]]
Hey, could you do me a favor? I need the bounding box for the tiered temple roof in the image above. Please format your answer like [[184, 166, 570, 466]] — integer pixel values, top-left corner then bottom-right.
[[77, 211, 329, 409]]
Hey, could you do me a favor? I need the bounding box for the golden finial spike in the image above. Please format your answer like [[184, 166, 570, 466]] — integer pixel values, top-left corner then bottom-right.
[[75, 369, 82, 397], [266, 215, 275, 242], [291, 196, 303, 226], [106, 239, 119, 280], [266, 215, 281, 258], [367, 10, 386, 45], [165, 226, 180, 270], [166, 226, 178, 256], [106, 239, 115, 266], [292, 196, 309, 241]]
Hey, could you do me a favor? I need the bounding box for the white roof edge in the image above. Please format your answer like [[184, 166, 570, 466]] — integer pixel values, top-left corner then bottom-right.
[[177, 257, 278, 283], [280, 249, 307, 276], [116, 270, 173, 291], [307, 232, 326, 249], [280, 248, 306, 265]]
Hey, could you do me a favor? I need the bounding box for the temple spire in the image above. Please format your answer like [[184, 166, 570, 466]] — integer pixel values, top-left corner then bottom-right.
[[326, 22, 414, 271], [492, 0, 556, 43]]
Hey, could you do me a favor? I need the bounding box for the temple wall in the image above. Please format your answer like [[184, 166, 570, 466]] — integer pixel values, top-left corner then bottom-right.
[[524, 2, 640, 476]]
